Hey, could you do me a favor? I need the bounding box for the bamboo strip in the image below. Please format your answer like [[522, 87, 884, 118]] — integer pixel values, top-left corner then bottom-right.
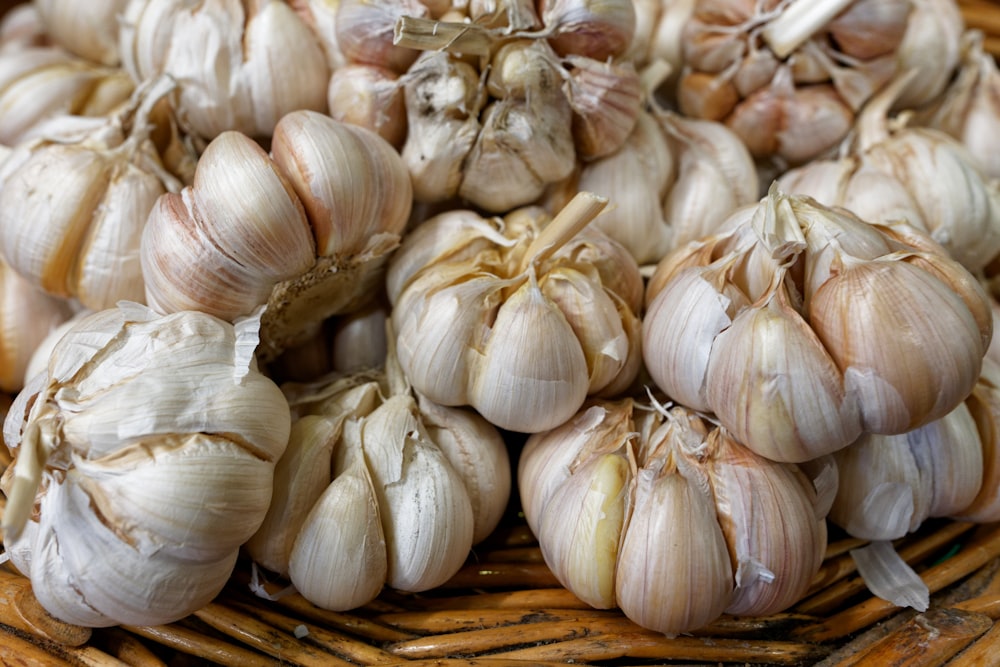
[[960, 1, 1000, 36], [375, 607, 622, 634], [468, 546, 546, 563], [0, 624, 76, 666], [0, 568, 91, 646], [123, 623, 277, 667], [438, 561, 562, 589], [387, 615, 648, 659], [403, 588, 591, 612], [947, 619, 1000, 666], [793, 523, 1000, 642], [96, 628, 169, 667], [827, 607, 992, 667], [229, 599, 401, 665], [60, 645, 133, 667], [192, 601, 350, 667], [380, 660, 599, 667], [490, 631, 827, 665]]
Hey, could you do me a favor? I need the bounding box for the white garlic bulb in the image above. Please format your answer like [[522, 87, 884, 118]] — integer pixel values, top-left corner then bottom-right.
[[0, 78, 188, 311], [141, 110, 412, 361], [519, 399, 826, 636], [643, 186, 992, 463], [119, 0, 329, 140], [247, 347, 510, 610], [779, 74, 1000, 274], [0, 302, 291, 627], [387, 192, 643, 432]]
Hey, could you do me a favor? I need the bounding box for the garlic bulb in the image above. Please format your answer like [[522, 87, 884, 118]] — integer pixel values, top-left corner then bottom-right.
[[393, 13, 642, 212], [0, 77, 188, 311], [913, 30, 1000, 180], [119, 0, 329, 140], [0, 302, 291, 627], [0, 4, 48, 54], [677, 0, 914, 166], [0, 46, 133, 145], [626, 0, 694, 99], [33, 0, 127, 66], [778, 74, 1000, 274], [892, 0, 965, 110], [954, 357, 1000, 523], [0, 257, 73, 393], [246, 346, 510, 610], [141, 110, 412, 361], [288, 0, 348, 69], [643, 186, 992, 463], [327, 64, 407, 148], [387, 192, 643, 432], [546, 107, 758, 266], [519, 399, 826, 636]]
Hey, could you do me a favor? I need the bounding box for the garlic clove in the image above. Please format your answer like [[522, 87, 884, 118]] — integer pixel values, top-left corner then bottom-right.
[[470, 275, 589, 433], [34, 0, 126, 66], [336, 0, 428, 72], [561, 55, 641, 161], [327, 64, 406, 149], [288, 453, 388, 611]]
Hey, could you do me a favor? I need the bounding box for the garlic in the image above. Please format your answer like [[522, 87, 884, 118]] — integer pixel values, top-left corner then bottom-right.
[[913, 31, 1000, 180], [288, 0, 349, 69], [337, 0, 429, 72], [141, 110, 412, 362], [328, 64, 407, 148], [0, 46, 133, 146], [248, 341, 509, 610], [892, 0, 965, 110], [676, 0, 917, 165], [0, 302, 291, 627], [33, 0, 127, 66], [545, 107, 757, 267], [0, 257, 73, 393], [0, 77, 188, 311], [536, 0, 636, 61], [954, 357, 1000, 523], [119, 0, 330, 140], [778, 74, 1000, 274], [0, 4, 48, 54], [643, 186, 992, 462], [519, 399, 826, 636], [388, 192, 643, 432]]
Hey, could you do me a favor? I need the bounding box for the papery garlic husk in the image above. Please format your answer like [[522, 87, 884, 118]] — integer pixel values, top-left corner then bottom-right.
[[519, 399, 827, 635], [288, 0, 348, 69], [0, 258, 74, 393], [829, 400, 983, 540], [248, 351, 509, 609], [779, 118, 1000, 275], [537, 0, 635, 61], [643, 186, 992, 462], [677, 0, 913, 165], [0, 46, 133, 145], [328, 64, 407, 148], [336, 0, 429, 72], [0, 302, 291, 627], [34, 0, 127, 65], [913, 31, 1000, 180], [561, 55, 641, 161], [0, 78, 189, 311], [388, 192, 643, 432], [119, 0, 329, 140], [141, 110, 412, 361]]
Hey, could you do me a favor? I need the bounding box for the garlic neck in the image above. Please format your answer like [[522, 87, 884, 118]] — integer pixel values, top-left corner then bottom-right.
[[761, 0, 855, 59], [2, 413, 60, 541]]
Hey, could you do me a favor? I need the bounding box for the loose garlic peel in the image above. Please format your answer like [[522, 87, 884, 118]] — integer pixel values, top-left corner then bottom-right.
[[248, 346, 510, 610], [519, 399, 826, 636], [141, 110, 412, 362], [0, 303, 291, 627], [387, 192, 643, 433], [643, 187, 992, 463]]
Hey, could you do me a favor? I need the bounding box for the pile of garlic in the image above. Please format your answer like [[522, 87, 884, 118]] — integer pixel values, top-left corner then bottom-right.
[[0, 0, 998, 644]]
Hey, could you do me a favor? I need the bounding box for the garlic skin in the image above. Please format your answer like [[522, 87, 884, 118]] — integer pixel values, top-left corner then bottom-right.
[[327, 64, 407, 148], [33, 0, 127, 66], [519, 400, 826, 636], [677, 0, 914, 165], [779, 74, 1000, 275], [892, 0, 965, 110], [0, 4, 48, 54], [643, 187, 992, 463], [0, 46, 133, 145], [248, 354, 509, 610], [119, 0, 329, 140], [141, 111, 412, 362], [387, 193, 643, 433], [1, 303, 291, 627], [955, 357, 1000, 523], [0, 80, 187, 311]]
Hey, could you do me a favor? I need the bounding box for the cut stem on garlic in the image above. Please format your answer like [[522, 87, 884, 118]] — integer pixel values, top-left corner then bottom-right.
[[518, 191, 608, 273], [393, 16, 494, 56], [762, 0, 855, 59]]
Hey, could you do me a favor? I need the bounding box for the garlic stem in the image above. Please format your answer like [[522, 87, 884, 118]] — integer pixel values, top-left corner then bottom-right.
[[761, 0, 854, 59], [855, 70, 918, 152], [519, 191, 608, 273], [393, 16, 493, 56], [752, 184, 805, 263]]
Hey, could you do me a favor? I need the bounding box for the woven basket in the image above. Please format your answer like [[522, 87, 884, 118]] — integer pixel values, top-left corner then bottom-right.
[[3, 1, 1000, 666]]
